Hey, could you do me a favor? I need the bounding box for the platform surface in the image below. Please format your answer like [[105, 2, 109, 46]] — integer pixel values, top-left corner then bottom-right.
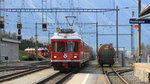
[[66, 73, 108, 84], [133, 63, 150, 83], [134, 63, 150, 69]]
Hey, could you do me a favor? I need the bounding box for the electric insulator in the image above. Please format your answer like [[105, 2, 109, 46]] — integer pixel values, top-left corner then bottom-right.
[[56, 26, 60, 32], [0, 16, 4, 28]]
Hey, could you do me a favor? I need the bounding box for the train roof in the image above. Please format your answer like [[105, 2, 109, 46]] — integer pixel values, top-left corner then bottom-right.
[[51, 32, 82, 40]]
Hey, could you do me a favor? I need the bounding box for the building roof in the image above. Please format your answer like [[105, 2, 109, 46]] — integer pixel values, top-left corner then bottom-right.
[[1, 38, 21, 44]]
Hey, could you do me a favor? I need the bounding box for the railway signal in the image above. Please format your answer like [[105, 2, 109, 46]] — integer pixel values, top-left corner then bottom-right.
[[17, 23, 22, 29], [17, 35, 22, 40], [17, 23, 22, 40], [42, 23, 47, 31], [18, 29, 21, 35], [0, 16, 4, 29], [0, 21, 4, 29]]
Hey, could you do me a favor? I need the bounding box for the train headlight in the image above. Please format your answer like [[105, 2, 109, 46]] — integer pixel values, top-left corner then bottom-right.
[[53, 56, 57, 58], [74, 56, 78, 58]]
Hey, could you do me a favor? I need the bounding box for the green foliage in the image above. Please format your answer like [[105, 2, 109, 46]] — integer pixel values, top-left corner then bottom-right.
[[19, 50, 47, 61], [19, 50, 32, 60], [19, 39, 47, 50]]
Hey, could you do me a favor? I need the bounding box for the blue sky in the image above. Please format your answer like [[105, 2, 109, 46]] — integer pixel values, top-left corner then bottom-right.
[[2, 0, 150, 51]]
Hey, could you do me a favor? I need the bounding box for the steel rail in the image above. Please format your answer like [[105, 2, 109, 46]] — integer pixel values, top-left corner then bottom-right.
[[0, 61, 51, 72], [36, 72, 74, 84], [36, 68, 80, 84], [55, 72, 73, 84], [36, 72, 61, 84], [101, 66, 112, 84], [0, 66, 50, 82], [107, 68, 133, 74], [111, 67, 129, 84]]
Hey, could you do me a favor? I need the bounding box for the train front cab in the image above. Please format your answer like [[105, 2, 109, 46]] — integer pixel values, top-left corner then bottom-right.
[[50, 39, 84, 71]]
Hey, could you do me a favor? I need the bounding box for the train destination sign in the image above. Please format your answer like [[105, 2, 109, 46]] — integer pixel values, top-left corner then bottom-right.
[[129, 18, 150, 24]]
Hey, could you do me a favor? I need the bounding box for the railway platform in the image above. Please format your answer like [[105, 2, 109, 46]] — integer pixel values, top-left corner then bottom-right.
[[133, 63, 150, 83], [66, 73, 108, 84]]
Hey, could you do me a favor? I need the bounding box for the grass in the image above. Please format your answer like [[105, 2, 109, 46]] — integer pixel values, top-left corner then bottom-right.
[[19, 50, 48, 61], [19, 50, 32, 60]]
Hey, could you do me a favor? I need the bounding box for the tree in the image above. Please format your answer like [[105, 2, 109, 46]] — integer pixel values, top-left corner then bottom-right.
[[12, 32, 17, 40], [19, 39, 47, 50], [29, 36, 35, 42], [1, 30, 17, 40]]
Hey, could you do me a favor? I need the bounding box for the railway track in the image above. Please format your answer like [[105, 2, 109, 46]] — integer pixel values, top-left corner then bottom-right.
[[101, 66, 112, 84], [0, 61, 51, 72], [110, 67, 129, 84], [0, 66, 50, 83], [0, 66, 32, 72], [36, 70, 77, 84], [101, 66, 129, 84], [36, 72, 74, 84]]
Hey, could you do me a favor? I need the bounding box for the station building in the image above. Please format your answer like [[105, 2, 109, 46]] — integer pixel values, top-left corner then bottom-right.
[[0, 38, 20, 62]]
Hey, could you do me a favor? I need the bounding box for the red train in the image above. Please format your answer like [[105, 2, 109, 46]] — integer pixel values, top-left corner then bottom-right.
[[50, 29, 92, 72], [24, 48, 48, 56]]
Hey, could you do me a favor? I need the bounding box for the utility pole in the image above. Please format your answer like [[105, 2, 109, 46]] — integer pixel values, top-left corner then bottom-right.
[[116, 6, 119, 62], [48, 31, 50, 45], [48, 30, 50, 58], [35, 23, 38, 60], [131, 11, 135, 58], [42, 0, 47, 23], [96, 22, 98, 56], [138, 0, 141, 62]]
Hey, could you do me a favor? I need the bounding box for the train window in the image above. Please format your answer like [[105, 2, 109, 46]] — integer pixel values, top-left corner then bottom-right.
[[66, 42, 78, 52], [52, 42, 65, 52], [74, 42, 78, 52], [41, 50, 44, 53]]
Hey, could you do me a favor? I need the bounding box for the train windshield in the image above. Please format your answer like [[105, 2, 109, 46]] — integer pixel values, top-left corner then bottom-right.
[[52, 42, 65, 52], [66, 42, 78, 52]]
